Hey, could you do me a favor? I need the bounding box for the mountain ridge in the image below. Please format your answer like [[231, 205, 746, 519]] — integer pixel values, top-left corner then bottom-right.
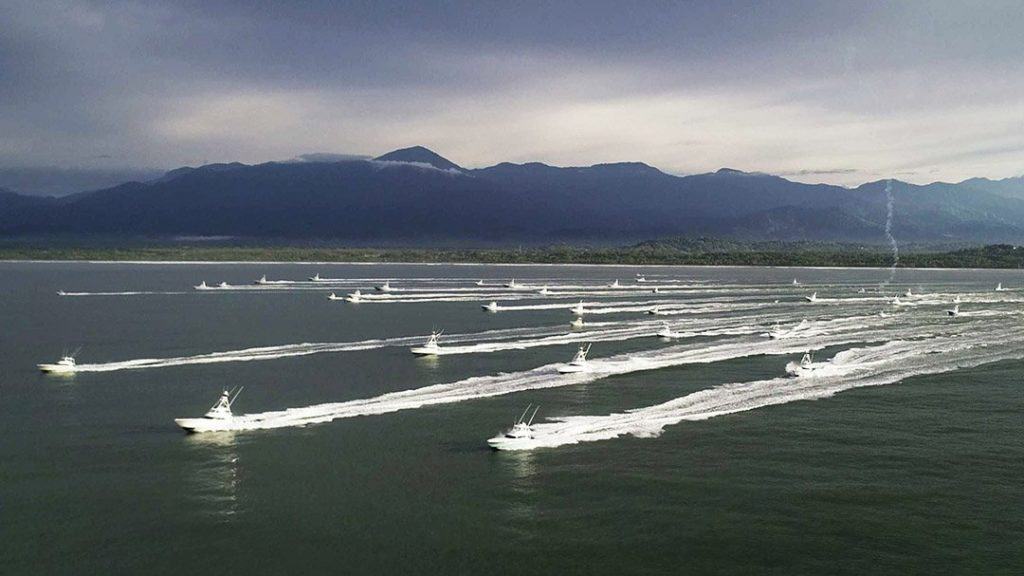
[[2, 146, 1023, 244]]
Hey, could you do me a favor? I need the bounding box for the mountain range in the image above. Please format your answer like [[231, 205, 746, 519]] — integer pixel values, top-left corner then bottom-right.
[[2, 146, 1023, 244]]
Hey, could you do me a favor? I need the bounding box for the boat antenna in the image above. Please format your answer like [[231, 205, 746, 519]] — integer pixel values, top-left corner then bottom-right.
[[527, 405, 540, 426], [518, 403, 533, 424]]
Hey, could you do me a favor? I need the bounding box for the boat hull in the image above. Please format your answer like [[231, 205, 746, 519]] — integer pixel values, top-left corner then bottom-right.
[[37, 364, 76, 374], [557, 364, 587, 374], [411, 347, 439, 356], [175, 417, 240, 433]]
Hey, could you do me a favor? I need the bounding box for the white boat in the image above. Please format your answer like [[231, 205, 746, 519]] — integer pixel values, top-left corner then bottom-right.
[[557, 344, 591, 374], [904, 288, 914, 298], [175, 387, 244, 433], [38, 353, 78, 374], [857, 287, 866, 294], [376, 281, 392, 292], [475, 279, 486, 286], [218, 281, 230, 289], [309, 273, 322, 282], [646, 306, 661, 315], [504, 279, 518, 288], [792, 278, 800, 286], [570, 301, 586, 316], [636, 275, 647, 283], [766, 322, 785, 339], [953, 294, 962, 303], [327, 292, 342, 301], [194, 281, 211, 290], [57, 290, 67, 296], [804, 292, 818, 303], [785, 352, 820, 376], [651, 287, 660, 294], [411, 331, 442, 356], [569, 317, 585, 329], [892, 295, 902, 306], [482, 301, 500, 312], [609, 279, 621, 288], [487, 405, 540, 451], [255, 275, 268, 285], [656, 322, 677, 339], [946, 304, 960, 317], [345, 290, 362, 303], [996, 283, 1005, 292], [538, 286, 551, 296]]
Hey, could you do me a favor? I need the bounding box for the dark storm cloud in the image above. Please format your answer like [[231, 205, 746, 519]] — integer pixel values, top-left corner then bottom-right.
[[1, 0, 1022, 191]]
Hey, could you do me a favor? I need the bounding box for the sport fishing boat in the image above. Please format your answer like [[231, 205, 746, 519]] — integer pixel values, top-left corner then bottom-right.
[[656, 322, 677, 339], [570, 301, 586, 316], [646, 306, 661, 315], [504, 279, 519, 289], [375, 281, 393, 292], [557, 344, 591, 374], [487, 405, 540, 450], [194, 281, 211, 290], [609, 279, 621, 288], [804, 292, 818, 303], [38, 352, 79, 374], [636, 275, 647, 283], [475, 280, 486, 286], [175, 387, 244, 433], [569, 317, 585, 329], [891, 295, 902, 306], [218, 281, 230, 289], [345, 290, 363, 303], [792, 278, 800, 286], [309, 273, 322, 282], [411, 331, 442, 356], [766, 322, 786, 339], [904, 288, 914, 298], [327, 292, 343, 301], [255, 275, 268, 285], [538, 286, 551, 296], [482, 301, 500, 312], [57, 290, 67, 296], [946, 304, 960, 317], [953, 294, 962, 303], [996, 283, 1005, 292], [786, 352, 820, 376]]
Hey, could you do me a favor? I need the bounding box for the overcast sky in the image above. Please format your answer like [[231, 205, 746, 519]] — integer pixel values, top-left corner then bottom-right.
[[2, 0, 1023, 187]]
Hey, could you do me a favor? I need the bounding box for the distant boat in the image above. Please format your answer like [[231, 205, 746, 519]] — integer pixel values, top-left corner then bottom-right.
[[792, 278, 800, 286], [487, 404, 540, 451], [569, 317, 585, 329], [175, 387, 244, 433], [996, 283, 1005, 292], [636, 275, 647, 283], [570, 301, 586, 315], [646, 306, 661, 315], [556, 344, 591, 373], [218, 281, 230, 289], [194, 281, 211, 290], [482, 301, 499, 312], [904, 288, 914, 298], [57, 290, 67, 296], [804, 292, 818, 302], [651, 286, 660, 294], [38, 352, 79, 374], [309, 273, 322, 282], [892, 295, 902, 306], [785, 352, 821, 376], [953, 294, 962, 303], [411, 331, 442, 356], [609, 279, 621, 288], [946, 304, 960, 317], [504, 279, 518, 288], [656, 322, 677, 339], [255, 275, 268, 285], [475, 279, 486, 286], [376, 281, 393, 292], [345, 289, 362, 303], [538, 286, 551, 296], [327, 292, 343, 301]]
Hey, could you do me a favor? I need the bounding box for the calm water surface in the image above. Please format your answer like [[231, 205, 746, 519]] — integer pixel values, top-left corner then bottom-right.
[[1, 262, 1022, 575]]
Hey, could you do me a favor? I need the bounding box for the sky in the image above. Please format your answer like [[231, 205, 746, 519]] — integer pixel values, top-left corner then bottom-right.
[[2, 0, 1023, 193]]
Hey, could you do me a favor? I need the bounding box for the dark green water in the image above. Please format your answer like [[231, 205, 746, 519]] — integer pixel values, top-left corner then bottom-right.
[[2, 262, 1022, 575]]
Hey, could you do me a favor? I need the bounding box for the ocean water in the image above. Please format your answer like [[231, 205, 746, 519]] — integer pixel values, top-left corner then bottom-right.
[[2, 262, 1022, 575]]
